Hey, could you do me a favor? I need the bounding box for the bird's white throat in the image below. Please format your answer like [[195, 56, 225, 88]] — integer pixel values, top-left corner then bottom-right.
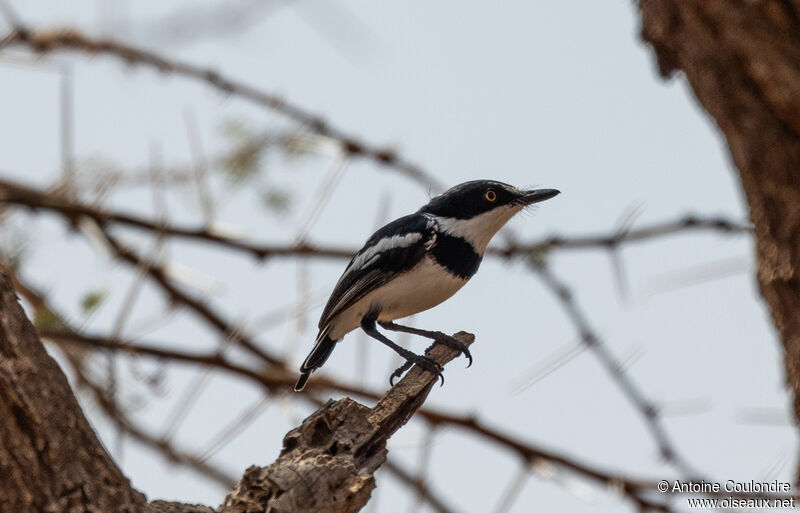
[[433, 204, 522, 254]]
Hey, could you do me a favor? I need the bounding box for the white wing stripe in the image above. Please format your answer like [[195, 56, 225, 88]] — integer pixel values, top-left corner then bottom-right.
[[346, 232, 422, 274]]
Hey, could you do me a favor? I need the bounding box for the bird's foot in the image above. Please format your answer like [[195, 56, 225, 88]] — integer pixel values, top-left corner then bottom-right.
[[431, 333, 473, 368], [389, 352, 444, 386], [378, 321, 472, 368]]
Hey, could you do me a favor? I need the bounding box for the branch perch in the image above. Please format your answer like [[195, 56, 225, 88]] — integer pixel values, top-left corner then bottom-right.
[[219, 332, 475, 513]]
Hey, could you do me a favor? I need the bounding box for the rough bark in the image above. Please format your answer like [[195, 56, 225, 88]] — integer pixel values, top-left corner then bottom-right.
[[0, 272, 147, 512], [0, 270, 473, 513], [640, 0, 800, 462]]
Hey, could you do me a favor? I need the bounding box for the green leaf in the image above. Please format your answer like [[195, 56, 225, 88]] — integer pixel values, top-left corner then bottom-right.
[[527, 247, 550, 269], [261, 187, 292, 215], [220, 119, 263, 184], [33, 309, 62, 330], [80, 290, 108, 316], [222, 144, 262, 184]]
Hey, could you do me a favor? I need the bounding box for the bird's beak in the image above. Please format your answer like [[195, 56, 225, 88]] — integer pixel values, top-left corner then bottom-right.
[[521, 188, 560, 205]]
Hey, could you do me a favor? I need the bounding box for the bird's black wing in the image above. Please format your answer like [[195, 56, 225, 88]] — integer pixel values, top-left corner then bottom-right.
[[318, 213, 437, 330]]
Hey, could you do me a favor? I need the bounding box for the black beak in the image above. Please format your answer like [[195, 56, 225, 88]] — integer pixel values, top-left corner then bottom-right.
[[521, 188, 560, 205]]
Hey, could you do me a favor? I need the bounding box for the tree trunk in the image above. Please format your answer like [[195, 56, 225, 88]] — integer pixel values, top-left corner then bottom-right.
[[0, 272, 147, 512], [640, 0, 800, 462]]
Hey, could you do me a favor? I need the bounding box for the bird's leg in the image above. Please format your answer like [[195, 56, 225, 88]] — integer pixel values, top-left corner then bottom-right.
[[378, 321, 472, 368], [360, 316, 444, 386]]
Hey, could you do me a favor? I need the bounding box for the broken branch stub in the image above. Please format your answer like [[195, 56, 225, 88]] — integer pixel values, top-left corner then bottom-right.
[[219, 332, 475, 513]]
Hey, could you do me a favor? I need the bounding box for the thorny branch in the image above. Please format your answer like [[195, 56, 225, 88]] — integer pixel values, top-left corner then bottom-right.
[[531, 261, 698, 477], [70, 353, 240, 488], [0, 176, 752, 263], [0, 25, 443, 191]]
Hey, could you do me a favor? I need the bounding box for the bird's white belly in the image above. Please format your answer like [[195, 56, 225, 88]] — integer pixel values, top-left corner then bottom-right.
[[328, 256, 467, 339]]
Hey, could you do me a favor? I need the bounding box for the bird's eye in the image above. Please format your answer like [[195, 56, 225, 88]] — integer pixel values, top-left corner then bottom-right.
[[485, 190, 497, 202]]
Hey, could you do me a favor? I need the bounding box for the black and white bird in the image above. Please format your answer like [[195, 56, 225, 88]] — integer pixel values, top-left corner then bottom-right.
[[294, 180, 559, 391]]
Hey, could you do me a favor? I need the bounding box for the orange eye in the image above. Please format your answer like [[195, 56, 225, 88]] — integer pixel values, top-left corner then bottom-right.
[[485, 190, 497, 202]]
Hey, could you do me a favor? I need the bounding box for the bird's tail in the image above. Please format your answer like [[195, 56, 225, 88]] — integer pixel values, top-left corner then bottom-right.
[[294, 327, 338, 391]]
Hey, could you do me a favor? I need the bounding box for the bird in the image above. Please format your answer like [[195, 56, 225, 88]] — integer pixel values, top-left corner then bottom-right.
[[294, 179, 559, 391]]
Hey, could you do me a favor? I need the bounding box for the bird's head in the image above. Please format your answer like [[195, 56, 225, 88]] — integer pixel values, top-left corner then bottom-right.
[[419, 180, 560, 253]]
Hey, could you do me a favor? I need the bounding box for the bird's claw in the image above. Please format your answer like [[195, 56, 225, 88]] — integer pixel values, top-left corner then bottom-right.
[[389, 361, 412, 386], [389, 355, 444, 386]]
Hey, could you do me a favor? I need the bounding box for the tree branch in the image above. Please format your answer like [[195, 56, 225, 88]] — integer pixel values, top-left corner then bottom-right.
[[532, 261, 698, 477], [218, 332, 475, 513], [0, 26, 443, 191], [0, 176, 751, 264]]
